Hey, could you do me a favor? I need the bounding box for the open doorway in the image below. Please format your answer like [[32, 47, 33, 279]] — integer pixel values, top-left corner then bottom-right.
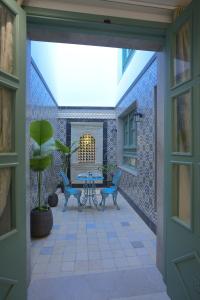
[[28, 39, 167, 299], [1, 1, 197, 299]]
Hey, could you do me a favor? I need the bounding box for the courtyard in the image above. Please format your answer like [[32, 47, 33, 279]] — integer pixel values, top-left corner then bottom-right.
[[29, 191, 170, 299]]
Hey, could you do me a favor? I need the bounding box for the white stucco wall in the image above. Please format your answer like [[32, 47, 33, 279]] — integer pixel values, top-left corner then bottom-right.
[[116, 50, 155, 103]]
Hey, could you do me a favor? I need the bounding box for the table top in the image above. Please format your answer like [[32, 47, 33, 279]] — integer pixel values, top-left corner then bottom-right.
[[77, 172, 104, 181]]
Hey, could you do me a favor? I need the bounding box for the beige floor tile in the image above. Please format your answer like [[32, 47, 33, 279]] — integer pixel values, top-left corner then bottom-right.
[[46, 262, 62, 273], [61, 261, 75, 272], [74, 260, 89, 272], [50, 254, 63, 263], [36, 255, 51, 263], [32, 263, 48, 274]]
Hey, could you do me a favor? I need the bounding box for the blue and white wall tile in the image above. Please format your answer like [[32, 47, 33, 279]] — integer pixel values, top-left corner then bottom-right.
[[116, 56, 157, 226], [27, 59, 58, 209]]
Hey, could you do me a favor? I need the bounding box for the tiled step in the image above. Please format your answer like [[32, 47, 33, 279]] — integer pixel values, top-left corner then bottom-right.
[[112, 292, 170, 300], [28, 266, 167, 300]]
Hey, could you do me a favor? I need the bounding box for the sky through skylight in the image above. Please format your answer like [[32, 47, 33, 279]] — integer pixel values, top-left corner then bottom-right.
[[31, 42, 119, 107]]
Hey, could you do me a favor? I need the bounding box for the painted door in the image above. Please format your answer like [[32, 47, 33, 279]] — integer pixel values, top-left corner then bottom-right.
[[0, 0, 27, 299], [165, 0, 200, 299]]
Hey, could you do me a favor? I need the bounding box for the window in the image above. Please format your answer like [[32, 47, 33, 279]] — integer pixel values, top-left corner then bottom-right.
[[122, 49, 135, 73], [123, 109, 137, 169], [78, 134, 95, 163]]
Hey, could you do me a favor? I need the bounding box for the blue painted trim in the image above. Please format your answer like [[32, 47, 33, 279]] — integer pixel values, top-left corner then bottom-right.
[[116, 53, 157, 108], [31, 58, 58, 107]]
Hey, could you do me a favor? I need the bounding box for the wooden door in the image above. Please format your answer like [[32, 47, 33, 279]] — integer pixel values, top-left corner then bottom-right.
[[0, 1, 27, 299]]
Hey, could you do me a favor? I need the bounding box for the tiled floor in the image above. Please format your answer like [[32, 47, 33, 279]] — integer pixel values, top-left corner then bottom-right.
[[29, 191, 170, 299], [31, 191, 156, 279]]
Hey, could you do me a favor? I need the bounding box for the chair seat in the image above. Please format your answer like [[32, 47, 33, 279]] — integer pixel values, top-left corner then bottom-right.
[[65, 187, 81, 195], [101, 186, 116, 194]]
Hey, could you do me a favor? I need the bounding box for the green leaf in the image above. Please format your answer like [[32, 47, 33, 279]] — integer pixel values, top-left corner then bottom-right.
[[55, 140, 70, 154], [41, 138, 56, 154], [30, 155, 52, 172], [30, 120, 53, 145], [31, 138, 56, 156], [35, 206, 49, 212]]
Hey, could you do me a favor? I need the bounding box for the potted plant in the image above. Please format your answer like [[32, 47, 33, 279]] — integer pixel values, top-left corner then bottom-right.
[[98, 163, 117, 186], [30, 120, 55, 238], [55, 140, 79, 190]]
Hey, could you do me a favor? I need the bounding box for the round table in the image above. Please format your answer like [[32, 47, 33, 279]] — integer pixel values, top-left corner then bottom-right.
[[77, 172, 103, 208]]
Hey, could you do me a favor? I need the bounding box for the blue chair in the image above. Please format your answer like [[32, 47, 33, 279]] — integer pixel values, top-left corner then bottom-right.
[[100, 169, 122, 210], [59, 171, 82, 211]]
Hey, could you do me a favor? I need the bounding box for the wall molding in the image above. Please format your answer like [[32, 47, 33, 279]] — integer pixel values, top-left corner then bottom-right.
[[119, 188, 156, 233]]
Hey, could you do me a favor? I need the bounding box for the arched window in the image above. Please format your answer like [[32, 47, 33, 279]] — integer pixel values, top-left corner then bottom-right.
[[78, 134, 95, 163]]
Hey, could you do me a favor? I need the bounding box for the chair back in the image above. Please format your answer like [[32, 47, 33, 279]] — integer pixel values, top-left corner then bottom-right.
[[60, 171, 70, 188], [112, 169, 122, 188]]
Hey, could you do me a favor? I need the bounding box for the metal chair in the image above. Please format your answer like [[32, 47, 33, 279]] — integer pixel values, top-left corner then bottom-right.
[[100, 169, 122, 210], [59, 171, 82, 211]]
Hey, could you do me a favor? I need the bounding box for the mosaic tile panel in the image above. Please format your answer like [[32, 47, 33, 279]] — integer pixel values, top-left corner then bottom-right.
[[116, 57, 157, 226], [107, 120, 117, 163], [27, 60, 59, 209], [57, 108, 116, 119], [55, 116, 117, 184], [53, 118, 67, 180]]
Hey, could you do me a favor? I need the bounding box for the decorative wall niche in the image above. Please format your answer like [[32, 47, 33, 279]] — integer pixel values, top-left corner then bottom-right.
[[71, 122, 103, 183], [78, 134, 95, 163]]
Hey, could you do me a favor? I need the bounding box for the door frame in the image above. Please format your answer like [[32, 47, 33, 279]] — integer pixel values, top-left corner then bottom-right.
[[24, 5, 168, 283], [164, 2, 200, 299], [25, 6, 167, 51], [0, 0, 27, 299]]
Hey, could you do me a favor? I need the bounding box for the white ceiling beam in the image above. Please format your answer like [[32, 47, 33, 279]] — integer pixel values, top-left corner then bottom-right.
[[23, 0, 170, 23], [24, 0, 191, 23], [98, 0, 191, 10]]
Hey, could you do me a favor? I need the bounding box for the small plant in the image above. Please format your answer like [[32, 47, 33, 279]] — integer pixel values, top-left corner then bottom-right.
[[98, 163, 117, 185], [55, 140, 79, 175], [30, 120, 55, 211]]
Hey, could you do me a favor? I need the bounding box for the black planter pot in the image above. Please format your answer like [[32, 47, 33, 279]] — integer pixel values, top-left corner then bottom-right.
[[57, 182, 64, 193], [48, 193, 58, 207], [31, 207, 53, 238]]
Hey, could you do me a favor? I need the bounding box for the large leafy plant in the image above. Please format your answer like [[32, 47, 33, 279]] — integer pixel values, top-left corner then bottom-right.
[[55, 140, 79, 174], [30, 120, 55, 211]]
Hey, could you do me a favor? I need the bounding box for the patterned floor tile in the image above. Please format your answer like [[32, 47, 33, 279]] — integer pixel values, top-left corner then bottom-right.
[[131, 241, 144, 248], [31, 192, 157, 279], [40, 247, 54, 255], [121, 221, 130, 227]]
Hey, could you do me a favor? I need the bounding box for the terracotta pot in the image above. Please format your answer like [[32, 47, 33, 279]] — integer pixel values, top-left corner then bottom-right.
[[31, 207, 53, 238]]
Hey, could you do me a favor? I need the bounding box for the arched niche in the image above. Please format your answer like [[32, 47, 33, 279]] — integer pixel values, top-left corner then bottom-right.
[[78, 134, 95, 163]]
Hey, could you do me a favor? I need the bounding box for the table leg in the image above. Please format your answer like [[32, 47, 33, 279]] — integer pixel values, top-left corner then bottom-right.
[[91, 180, 99, 208], [81, 181, 88, 206], [80, 179, 99, 209]]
